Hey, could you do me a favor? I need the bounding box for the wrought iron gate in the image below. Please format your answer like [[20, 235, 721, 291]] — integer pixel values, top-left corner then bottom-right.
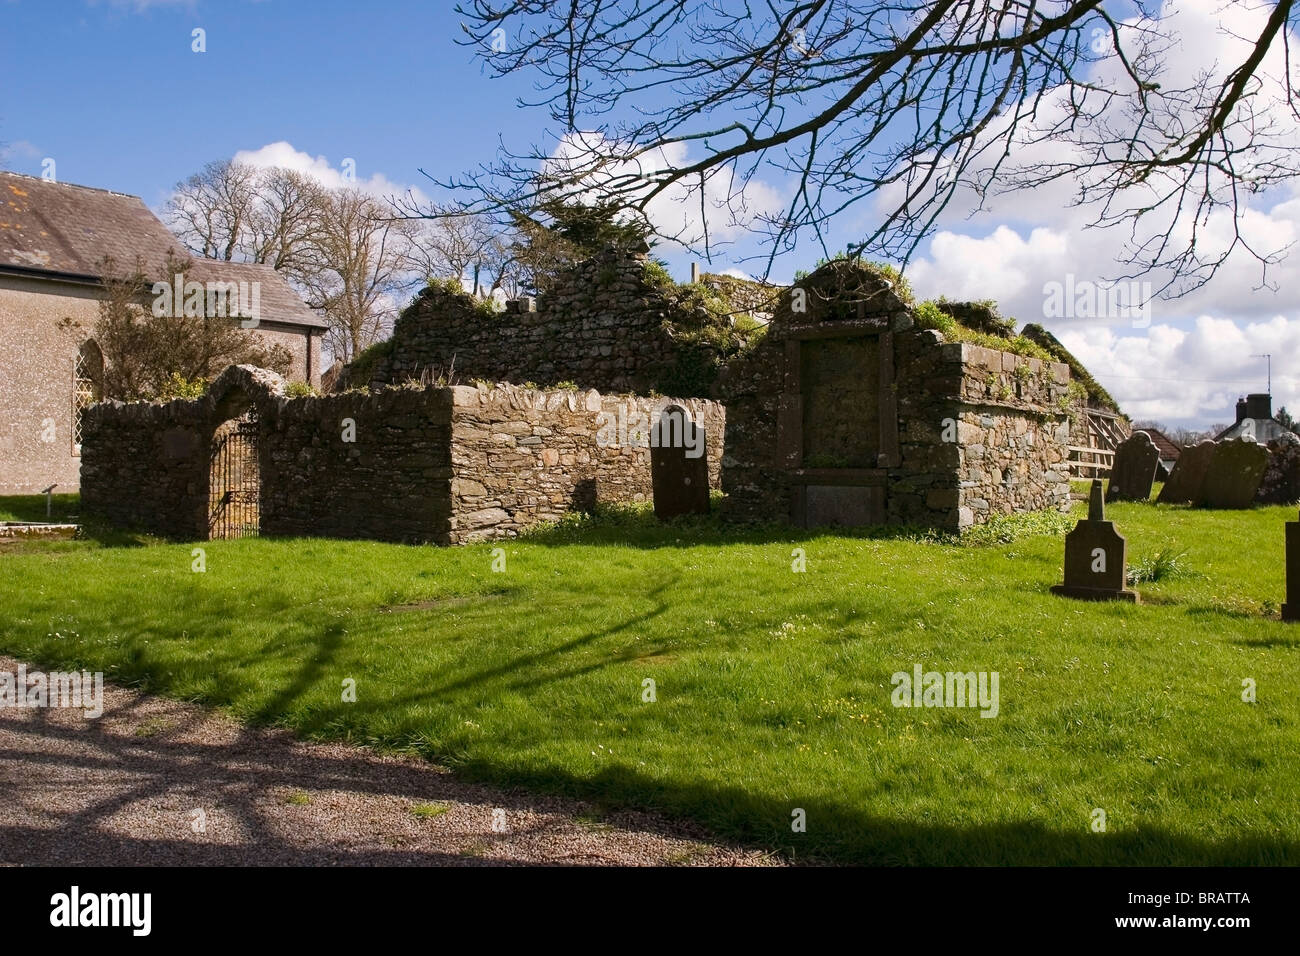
[[208, 414, 260, 539]]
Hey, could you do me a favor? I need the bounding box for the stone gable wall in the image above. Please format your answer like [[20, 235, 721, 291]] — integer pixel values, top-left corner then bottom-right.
[[362, 249, 727, 397]]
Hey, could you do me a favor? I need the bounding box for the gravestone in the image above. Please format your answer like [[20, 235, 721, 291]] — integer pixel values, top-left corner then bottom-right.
[[1257, 435, 1300, 505], [1198, 439, 1269, 509], [1157, 440, 1216, 504], [650, 406, 709, 520], [1106, 431, 1159, 502], [1284, 511, 1299, 623], [1052, 479, 1139, 602]]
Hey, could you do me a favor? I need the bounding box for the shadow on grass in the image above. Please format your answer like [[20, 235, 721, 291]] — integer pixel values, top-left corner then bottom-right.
[[430, 758, 1298, 866], [5, 651, 1291, 866]]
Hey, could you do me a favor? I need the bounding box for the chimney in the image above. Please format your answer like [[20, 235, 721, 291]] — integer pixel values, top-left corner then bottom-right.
[[1236, 396, 1249, 424], [690, 262, 699, 284], [1246, 393, 1272, 421]]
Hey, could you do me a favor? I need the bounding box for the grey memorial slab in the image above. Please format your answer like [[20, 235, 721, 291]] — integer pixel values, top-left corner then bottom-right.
[[1052, 479, 1139, 602], [1198, 439, 1269, 509], [1157, 440, 1216, 505], [1106, 431, 1159, 503]]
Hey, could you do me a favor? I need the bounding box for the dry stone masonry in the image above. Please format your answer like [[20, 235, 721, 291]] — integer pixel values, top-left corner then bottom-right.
[[81, 365, 722, 544], [718, 260, 1074, 532], [358, 247, 743, 398], [84, 254, 1102, 541]]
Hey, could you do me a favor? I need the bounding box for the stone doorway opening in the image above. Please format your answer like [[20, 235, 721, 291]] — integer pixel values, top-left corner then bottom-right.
[[208, 409, 260, 539]]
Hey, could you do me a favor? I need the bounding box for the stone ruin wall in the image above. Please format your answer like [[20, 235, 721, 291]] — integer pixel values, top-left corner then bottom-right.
[[81, 397, 212, 539], [719, 265, 1074, 533], [942, 342, 1074, 526], [261, 388, 453, 542], [447, 384, 724, 544], [80, 366, 723, 545], [364, 249, 699, 396]]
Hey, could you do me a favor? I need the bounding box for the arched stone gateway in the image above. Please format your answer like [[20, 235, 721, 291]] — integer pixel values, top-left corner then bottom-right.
[[203, 365, 284, 540], [208, 407, 260, 539]]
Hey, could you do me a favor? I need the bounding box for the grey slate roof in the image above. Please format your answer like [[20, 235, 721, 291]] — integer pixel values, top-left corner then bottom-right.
[[0, 171, 326, 329]]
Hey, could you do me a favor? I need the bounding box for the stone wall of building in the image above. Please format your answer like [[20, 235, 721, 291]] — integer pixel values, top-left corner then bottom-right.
[[0, 277, 104, 495], [81, 395, 212, 538], [81, 366, 723, 544], [0, 276, 322, 496], [719, 260, 1073, 533], [354, 248, 743, 398], [942, 341, 1074, 526], [260, 387, 454, 543], [447, 384, 724, 544]]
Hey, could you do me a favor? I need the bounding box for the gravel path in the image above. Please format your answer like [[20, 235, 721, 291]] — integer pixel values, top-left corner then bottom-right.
[[0, 656, 779, 866]]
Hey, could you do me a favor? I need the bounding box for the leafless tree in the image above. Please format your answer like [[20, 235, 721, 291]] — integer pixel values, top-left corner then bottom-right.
[[442, 0, 1300, 295], [166, 160, 260, 263], [300, 189, 415, 361], [407, 207, 520, 296], [167, 162, 326, 287], [242, 167, 328, 286], [167, 162, 421, 359]]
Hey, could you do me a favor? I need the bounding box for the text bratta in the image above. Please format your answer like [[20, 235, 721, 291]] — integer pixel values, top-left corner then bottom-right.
[[890, 664, 999, 718]]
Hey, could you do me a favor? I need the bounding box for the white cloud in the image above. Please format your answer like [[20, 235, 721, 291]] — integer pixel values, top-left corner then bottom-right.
[[231, 141, 428, 207], [898, 0, 1300, 312], [1058, 315, 1299, 429]]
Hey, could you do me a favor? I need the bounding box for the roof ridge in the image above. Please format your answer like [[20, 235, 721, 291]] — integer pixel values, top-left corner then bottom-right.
[[0, 170, 143, 201]]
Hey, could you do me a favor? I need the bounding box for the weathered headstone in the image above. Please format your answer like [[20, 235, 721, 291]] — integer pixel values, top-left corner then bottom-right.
[[1198, 438, 1269, 509], [1157, 439, 1216, 504], [1284, 511, 1299, 623], [1257, 435, 1300, 505], [1106, 431, 1159, 502], [1052, 479, 1139, 602], [650, 406, 709, 520]]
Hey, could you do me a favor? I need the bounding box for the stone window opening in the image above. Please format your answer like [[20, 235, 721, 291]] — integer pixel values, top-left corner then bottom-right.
[[71, 339, 103, 456]]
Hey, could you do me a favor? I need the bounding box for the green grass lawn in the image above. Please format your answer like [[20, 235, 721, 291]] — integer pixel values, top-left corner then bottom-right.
[[1, 493, 1297, 864], [0, 493, 81, 523]]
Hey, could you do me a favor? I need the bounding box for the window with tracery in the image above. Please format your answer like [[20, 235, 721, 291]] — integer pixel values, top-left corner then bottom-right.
[[72, 340, 103, 456]]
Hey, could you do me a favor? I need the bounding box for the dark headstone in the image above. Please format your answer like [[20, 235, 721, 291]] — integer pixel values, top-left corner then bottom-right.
[[1157, 439, 1216, 504], [1106, 431, 1159, 502], [1284, 511, 1300, 623], [650, 407, 709, 520], [1198, 439, 1269, 509], [1052, 479, 1139, 602]]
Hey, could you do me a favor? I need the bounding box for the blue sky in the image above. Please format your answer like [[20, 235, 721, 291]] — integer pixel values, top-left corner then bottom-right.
[[3, 0, 1298, 430]]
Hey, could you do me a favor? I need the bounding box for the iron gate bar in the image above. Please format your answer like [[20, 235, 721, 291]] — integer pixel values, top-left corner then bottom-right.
[[208, 414, 260, 539]]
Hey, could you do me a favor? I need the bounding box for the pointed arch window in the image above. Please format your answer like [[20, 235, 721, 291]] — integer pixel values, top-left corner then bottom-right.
[[72, 339, 103, 455]]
